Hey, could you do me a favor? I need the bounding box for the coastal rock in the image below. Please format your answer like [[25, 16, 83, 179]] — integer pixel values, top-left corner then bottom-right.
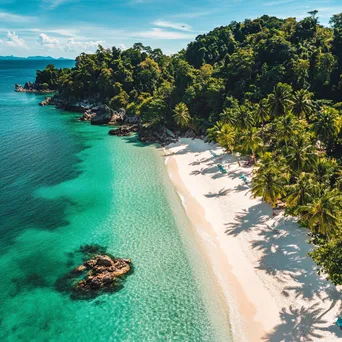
[[15, 82, 53, 93], [39, 97, 53, 106], [138, 126, 178, 145], [80, 109, 96, 121], [108, 125, 139, 137], [106, 106, 126, 125], [91, 112, 111, 125], [57, 251, 132, 300]]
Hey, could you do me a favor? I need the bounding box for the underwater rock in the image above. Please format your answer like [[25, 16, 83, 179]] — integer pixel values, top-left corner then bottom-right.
[[56, 246, 132, 300]]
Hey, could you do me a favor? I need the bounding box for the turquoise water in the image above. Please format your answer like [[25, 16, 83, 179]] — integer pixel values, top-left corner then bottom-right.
[[0, 61, 231, 341]]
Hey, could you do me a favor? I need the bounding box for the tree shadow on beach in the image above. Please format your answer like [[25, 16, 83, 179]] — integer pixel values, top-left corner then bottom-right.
[[224, 203, 269, 237], [263, 303, 342, 342], [204, 188, 231, 198], [226, 168, 248, 180], [252, 216, 341, 303], [234, 184, 250, 192], [250, 216, 342, 339], [211, 172, 227, 179], [190, 165, 219, 176], [189, 156, 214, 166]]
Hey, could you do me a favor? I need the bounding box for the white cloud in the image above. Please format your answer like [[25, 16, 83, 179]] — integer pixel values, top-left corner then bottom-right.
[[42, 0, 74, 9], [119, 44, 127, 50], [0, 11, 35, 23], [38, 33, 60, 48], [30, 28, 76, 37], [6, 31, 28, 49], [152, 20, 192, 31], [133, 28, 194, 40], [64, 38, 105, 52], [172, 10, 215, 19], [0, 39, 2, 44]]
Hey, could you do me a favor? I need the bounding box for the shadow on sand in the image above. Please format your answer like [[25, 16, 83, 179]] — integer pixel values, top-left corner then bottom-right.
[[226, 201, 342, 340]]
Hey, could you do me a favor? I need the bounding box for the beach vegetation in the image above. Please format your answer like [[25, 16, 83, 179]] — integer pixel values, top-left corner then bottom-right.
[[33, 12, 342, 283]]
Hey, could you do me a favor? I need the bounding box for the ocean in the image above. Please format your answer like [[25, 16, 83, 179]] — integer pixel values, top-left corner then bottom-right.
[[0, 60, 231, 341]]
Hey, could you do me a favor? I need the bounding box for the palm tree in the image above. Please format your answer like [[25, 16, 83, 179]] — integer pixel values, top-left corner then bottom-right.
[[232, 105, 255, 130], [238, 127, 263, 163], [292, 89, 314, 119], [298, 187, 342, 236], [216, 124, 241, 166], [286, 173, 315, 213], [285, 136, 317, 173], [311, 106, 341, 148], [272, 114, 298, 148], [251, 157, 289, 212], [335, 167, 342, 191], [207, 121, 224, 142], [267, 82, 294, 119], [173, 102, 191, 128], [255, 98, 269, 137], [313, 157, 337, 185]]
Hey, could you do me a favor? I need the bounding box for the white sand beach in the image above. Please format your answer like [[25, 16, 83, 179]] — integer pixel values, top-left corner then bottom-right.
[[164, 138, 342, 342]]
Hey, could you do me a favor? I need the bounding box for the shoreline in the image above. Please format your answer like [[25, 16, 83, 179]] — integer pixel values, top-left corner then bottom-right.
[[163, 138, 342, 342]]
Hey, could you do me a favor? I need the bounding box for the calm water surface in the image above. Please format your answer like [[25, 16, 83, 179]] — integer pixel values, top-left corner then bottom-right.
[[0, 60, 231, 341]]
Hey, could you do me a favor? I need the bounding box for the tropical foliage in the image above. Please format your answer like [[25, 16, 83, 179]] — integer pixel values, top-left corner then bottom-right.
[[35, 12, 342, 283]]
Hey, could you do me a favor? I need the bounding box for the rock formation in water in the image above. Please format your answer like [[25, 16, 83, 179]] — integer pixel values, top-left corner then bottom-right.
[[39, 97, 54, 106], [55, 245, 132, 300], [138, 125, 179, 145], [108, 124, 139, 136], [15, 82, 54, 93], [79, 109, 97, 121], [71, 255, 132, 298]]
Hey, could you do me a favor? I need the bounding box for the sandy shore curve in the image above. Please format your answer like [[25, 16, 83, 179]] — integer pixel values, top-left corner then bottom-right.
[[164, 138, 342, 342]]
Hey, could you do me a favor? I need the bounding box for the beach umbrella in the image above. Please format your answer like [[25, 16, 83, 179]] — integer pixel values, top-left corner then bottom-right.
[[336, 317, 342, 327]]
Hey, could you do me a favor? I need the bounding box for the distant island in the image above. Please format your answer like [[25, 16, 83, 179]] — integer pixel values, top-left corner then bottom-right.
[[0, 55, 72, 61]]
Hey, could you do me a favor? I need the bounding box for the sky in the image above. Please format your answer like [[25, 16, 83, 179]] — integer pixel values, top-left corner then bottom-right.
[[0, 0, 342, 58]]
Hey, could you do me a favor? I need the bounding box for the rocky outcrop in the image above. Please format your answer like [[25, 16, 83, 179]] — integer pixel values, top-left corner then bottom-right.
[[108, 125, 139, 136], [138, 126, 178, 146], [90, 111, 111, 125], [70, 254, 132, 299], [39, 97, 53, 106], [55, 245, 132, 300], [15, 82, 53, 93], [106, 106, 126, 125], [79, 109, 96, 121]]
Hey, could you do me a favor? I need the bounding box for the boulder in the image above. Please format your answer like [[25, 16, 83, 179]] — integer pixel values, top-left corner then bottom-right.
[[79, 109, 96, 121], [138, 125, 178, 145], [57, 253, 132, 300], [39, 97, 53, 106], [96, 255, 113, 267], [108, 125, 139, 136], [91, 112, 111, 125]]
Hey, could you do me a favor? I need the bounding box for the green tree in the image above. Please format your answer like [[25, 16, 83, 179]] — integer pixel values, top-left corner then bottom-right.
[[292, 89, 314, 119], [311, 106, 341, 148], [139, 97, 167, 125], [286, 173, 315, 213], [251, 163, 288, 212], [298, 187, 342, 236], [285, 136, 317, 173], [173, 102, 191, 128], [267, 83, 294, 119], [255, 98, 269, 136], [310, 237, 342, 285], [216, 124, 241, 165], [238, 127, 262, 163]]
